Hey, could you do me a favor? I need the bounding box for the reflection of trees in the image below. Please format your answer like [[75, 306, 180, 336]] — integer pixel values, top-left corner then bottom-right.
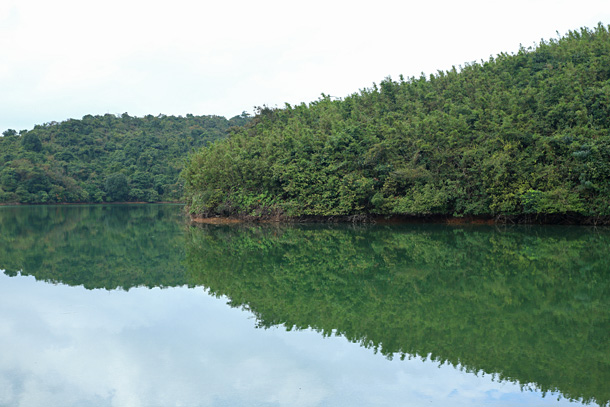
[[2, 205, 608, 406], [186, 224, 610, 407], [0, 205, 187, 289]]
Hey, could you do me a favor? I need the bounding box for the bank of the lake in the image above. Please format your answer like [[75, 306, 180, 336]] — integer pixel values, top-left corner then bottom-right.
[[189, 213, 610, 225], [0, 201, 183, 206]]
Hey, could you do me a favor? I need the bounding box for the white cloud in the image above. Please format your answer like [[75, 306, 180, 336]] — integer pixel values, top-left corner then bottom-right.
[[1, 0, 610, 132]]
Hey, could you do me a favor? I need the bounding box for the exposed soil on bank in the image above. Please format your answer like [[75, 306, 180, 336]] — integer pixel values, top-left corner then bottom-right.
[[191, 217, 245, 224], [188, 213, 610, 226]]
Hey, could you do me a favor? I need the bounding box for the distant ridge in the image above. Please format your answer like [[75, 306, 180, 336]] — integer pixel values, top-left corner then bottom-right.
[[0, 113, 250, 204]]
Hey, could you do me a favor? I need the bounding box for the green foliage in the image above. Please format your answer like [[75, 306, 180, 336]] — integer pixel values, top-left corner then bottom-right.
[[0, 113, 250, 203], [21, 132, 42, 152], [105, 173, 129, 202], [183, 24, 610, 219], [185, 223, 610, 407], [2, 129, 17, 137]]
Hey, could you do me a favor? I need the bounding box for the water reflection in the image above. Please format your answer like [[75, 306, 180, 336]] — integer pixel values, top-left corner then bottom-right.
[[0, 205, 608, 406], [0, 273, 584, 407], [0, 204, 187, 289], [185, 223, 610, 407]]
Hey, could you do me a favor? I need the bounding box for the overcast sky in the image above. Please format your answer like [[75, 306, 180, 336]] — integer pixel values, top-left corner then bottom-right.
[[1, 0, 609, 134]]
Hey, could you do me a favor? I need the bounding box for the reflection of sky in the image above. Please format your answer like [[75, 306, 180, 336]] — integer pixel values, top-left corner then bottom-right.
[[0, 272, 584, 407]]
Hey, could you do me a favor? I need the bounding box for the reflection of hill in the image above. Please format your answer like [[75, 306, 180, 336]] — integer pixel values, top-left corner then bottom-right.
[[0, 205, 187, 289], [186, 224, 610, 407], [3, 206, 608, 406]]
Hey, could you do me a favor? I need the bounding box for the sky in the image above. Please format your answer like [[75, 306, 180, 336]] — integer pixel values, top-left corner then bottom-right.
[[1, 0, 609, 134]]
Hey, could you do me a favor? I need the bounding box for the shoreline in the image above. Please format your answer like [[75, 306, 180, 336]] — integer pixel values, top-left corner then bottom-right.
[[189, 213, 610, 226], [2, 203, 607, 225], [0, 201, 183, 206]]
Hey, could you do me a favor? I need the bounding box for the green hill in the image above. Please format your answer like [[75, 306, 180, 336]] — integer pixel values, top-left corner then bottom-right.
[[0, 113, 249, 204], [182, 24, 610, 222]]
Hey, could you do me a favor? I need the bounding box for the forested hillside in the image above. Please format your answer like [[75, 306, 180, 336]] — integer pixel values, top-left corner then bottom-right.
[[0, 113, 248, 203], [183, 24, 610, 222]]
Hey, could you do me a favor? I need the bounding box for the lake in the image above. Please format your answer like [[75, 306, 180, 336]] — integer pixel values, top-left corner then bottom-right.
[[0, 204, 608, 407]]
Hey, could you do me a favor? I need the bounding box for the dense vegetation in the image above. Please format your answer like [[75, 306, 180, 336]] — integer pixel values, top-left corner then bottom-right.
[[0, 113, 248, 203], [183, 24, 610, 221], [185, 223, 610, 406]]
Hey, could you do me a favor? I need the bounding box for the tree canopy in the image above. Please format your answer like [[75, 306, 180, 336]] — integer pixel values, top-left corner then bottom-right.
[[182, 24, 610, 222], [0, 113, 249, 204]]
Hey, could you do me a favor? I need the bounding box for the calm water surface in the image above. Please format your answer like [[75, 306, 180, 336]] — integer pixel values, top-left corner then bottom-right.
[[0, 205, 608, 407]]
